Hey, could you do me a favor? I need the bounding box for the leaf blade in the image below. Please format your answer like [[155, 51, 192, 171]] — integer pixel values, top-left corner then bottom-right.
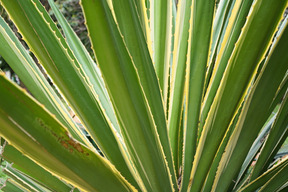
[[0, 0, 136, 185], [0, 74, 135, 192], [82, 0, 174, 191]]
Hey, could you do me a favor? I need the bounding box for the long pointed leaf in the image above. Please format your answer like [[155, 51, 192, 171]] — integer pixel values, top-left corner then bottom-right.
[[199, 0, 254, 140], [47, 0, 121, 136], [151, 0, 173, 105], [235, 111, 278, 188], [3, 164, 51, 192], [202, 101, 244, 192], [250, 89, 288, 180], [212, 9, 288, 191], [0, 73, 135, 192], [168, 0, 192, 177], [0, 0, 136, 185], [180, 1, 215, 191], [0, 178, 30, 192], [1, 143, 72, 192], [0, 16, 91, 149], [110, 0, 177, 189], [258, 157, 288, 192], [239, 158, 288, 192], [82, 0, 174, 191]]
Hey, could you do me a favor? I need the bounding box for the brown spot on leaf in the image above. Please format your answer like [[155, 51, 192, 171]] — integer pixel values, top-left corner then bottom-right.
[[61, 141, 68, 149], [75, 143, 84, 153]]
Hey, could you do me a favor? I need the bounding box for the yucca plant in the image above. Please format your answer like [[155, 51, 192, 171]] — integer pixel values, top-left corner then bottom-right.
[[0, 0, 287, 191]]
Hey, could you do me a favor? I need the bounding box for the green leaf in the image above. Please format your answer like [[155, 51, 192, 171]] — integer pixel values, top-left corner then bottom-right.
[[47, 0, 121, 136], [203, 0, 236, 98], [0, 0, 135, 185], [180, 0, 216, 191], [201, 101, 244, 192], [190, 0, 288, 190], [0, 74, 135, 192], [3, 164, 51, 192], [200, 0, 254, 141], [239, 158, 288, 192], [212, 7, 288, 191], [151, 0, 173, 105], [257, 157, 288, 192], [0, 178, 30, 192], [250, 88, 288, 180], [1, 143, 72, 192], [272, 72, 288, 110], [110, 0, 177, 189], [0, 16, 91, 148], [82, 0, 174, 191], [208, 0, 234, 64], [235, 111, 278, 189], [168, 0, 192, 177], [131, 0, 151, 47]]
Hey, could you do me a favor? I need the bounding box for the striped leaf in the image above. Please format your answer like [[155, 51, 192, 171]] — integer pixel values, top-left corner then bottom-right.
[[212, 8, 288, 191], [0, 73, 135, 192], [81, 0, 174, 191], [181, 0, 216, 191], [0, 0, 136, 186], [1, 143, 72, 192]]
